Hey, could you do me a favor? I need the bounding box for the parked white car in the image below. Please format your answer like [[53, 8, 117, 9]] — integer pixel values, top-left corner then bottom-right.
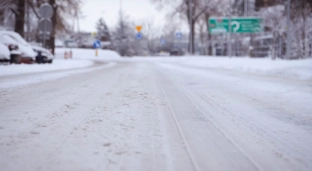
[[32, 46, 54, 63], [0, 34, 22, 63], [0, 43, 10, 62], [0, 31, 36, 62]]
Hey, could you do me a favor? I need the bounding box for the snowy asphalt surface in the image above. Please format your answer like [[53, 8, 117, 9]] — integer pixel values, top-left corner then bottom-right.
[[0, 59, 312, 171]]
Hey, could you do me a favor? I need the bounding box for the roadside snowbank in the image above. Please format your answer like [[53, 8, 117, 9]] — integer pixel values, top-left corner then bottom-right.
[[1, 48, 121, 77], [55, 48, 120, 60], [0, 62, 116, 89], [0, 59, 94, 77], [179, 57, 312, 80], [132, 56, 312, 80]]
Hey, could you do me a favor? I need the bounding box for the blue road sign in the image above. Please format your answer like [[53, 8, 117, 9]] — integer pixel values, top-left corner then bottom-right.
[[176, 32, 183, 39], [93, 40, 101, 48], [160, 39, 166, 45], [135, 32, 143, 40]]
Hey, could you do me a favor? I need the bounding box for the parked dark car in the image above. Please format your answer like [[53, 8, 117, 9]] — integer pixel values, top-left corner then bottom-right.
[[170, 50, 183, 56]]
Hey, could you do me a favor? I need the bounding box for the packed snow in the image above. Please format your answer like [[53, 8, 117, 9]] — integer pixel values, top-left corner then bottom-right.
[[0, 49, 120, 89], [1, 55, 311, 171], [54, 48, 121, 60], [0, 43, 10, 60], [131, 56, 312, 80], [1, 48, 311, 90], [0, 59, 94, 77], [0, 48, 121, 77], [0, 62, 116, 89]]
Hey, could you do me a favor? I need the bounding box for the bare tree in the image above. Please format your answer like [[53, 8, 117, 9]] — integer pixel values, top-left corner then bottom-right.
[[258, 4, 285, 59], [198, 0, 225, 55], [44, 0, 81, 54], [6, 0, 25, 37], [96, 18, 110, 41], [151, 0, 211, 53], [291, 0, 312, 58], [141, 18, 160, 54], [110, 11, 136, 56], [0, 0, 8, 25], [151, 0, 228, 54]]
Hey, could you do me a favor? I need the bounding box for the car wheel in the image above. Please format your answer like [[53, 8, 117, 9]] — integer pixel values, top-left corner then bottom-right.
[[10, 55, 21, 64], [43, 57, 48, 63], [9, 57, 14, 64], [36, 57, 40, 63], [15, 56, 21, 64], [48, 59, 53, 64]]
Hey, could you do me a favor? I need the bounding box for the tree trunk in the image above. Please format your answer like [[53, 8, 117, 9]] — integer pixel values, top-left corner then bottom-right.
[[198, 22, 205, 55], [14, 0, 25, 37], [208, 34, 212, 56], [301, 1, 306, 59], [48, 0, 57, 55], [186, 0, 196, 54], [188, 21, 195, 54], [272, 32, 277, 60], [0, 9, 4, 25], [205, 13, 212, 56]]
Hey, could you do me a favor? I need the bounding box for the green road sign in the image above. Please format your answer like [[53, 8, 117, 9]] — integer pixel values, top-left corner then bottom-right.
[[209, 17, 263, 34]]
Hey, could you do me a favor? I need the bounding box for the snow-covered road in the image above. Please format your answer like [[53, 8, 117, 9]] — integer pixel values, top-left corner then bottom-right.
[[1, 59, 312, 171]]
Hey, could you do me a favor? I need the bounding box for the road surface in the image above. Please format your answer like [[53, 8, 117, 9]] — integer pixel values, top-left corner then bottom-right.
[[1, 59, 312, 171]]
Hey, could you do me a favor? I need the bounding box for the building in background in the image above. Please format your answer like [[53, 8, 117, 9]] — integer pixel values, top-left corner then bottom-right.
[[233, 0, 256, 16]]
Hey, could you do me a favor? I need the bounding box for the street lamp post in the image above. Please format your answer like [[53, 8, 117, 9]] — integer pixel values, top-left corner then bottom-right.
[[244, 0, 248, 16], [286, 0, 291, 59], [228, 0, 232, 57], [189, 0, 193, 54], [119, 0, 124, 56]]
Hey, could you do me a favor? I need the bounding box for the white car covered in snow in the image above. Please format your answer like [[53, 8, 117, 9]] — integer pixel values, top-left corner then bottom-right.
[[0, 34, 22, 64], [32, 46, 54, 63], [0, 31, 37, 63], [0, 43, 11, 62]]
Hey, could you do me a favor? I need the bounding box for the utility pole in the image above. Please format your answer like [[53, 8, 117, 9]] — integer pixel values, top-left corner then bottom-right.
[[75, 10, 80, 33], [286, 0, 291, 59], [245, 0, 249, 57], [244, 0, 248, 16], [228, 0, 232, 57], [26, 1, 30, 41], [189, 0, 193, 54], [120, 0, 124, 56], [50, 0, 57, 55]]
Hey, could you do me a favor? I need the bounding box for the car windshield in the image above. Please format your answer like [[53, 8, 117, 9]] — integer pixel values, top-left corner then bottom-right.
[[3, 32, 30, 46], [0, 34, 17, 44]]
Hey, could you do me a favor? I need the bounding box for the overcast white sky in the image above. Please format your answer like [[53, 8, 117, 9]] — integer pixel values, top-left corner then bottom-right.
[[79, 0, 168, 32]]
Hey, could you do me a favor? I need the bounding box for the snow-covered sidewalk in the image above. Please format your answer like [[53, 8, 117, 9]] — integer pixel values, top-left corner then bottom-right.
[[0, 49, 120, 89], [0, 48, 121, 77], [0, 59, 94, 77], [132, 56, 312, 80], [178, 57, 312, 80]]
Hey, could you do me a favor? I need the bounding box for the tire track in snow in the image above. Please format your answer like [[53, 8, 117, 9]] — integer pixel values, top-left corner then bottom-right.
[[160, 85, 200, 171], [181, 88, 262, 170], [155, 65, 260, 170], [197, 93, 311, 170]]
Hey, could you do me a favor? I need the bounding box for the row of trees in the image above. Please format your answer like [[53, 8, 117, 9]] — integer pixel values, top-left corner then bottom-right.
[[105, 0, 312, 58], [258, 0, 312, 58], [1, 0, 312, 58], [150, 0, 229, 55], [0, 0, 156, 57], [147, 0, 312, 58]]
